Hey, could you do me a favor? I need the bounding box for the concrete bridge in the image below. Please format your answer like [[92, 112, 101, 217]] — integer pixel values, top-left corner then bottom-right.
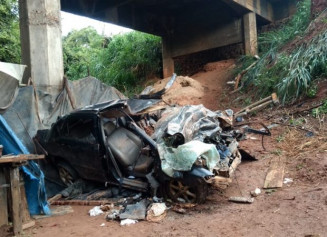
[[18, 0, 296, 88]]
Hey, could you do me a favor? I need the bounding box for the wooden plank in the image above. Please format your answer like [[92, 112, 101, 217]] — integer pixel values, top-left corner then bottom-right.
[[264, 156, 286, 189], [32, 206, 74, 220], [0, 168, 8, 226], [22, 220, 35, 230], [0, 154, 44, 164], [10, 167, 22, 235], [48, 193, 62, 205]]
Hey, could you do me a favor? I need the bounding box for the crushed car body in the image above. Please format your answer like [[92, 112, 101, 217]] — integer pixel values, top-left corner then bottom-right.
[[34, 98, 243, 203]]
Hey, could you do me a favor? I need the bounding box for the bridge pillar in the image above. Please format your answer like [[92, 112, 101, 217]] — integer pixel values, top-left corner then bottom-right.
[[162, 37, 175, 78], [243, 12, 258, 55], [19, 0, 63, 90]]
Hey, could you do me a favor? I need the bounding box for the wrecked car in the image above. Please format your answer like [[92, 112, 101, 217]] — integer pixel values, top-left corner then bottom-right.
[[34, 99, 242, 203]]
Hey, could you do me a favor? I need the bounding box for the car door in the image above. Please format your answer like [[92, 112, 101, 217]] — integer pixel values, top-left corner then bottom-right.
[[52, 114, 106, 182]]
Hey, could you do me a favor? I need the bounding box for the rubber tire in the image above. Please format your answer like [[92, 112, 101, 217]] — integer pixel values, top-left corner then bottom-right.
[[57, 162, 78, 187], [165, 176, 208, 204]]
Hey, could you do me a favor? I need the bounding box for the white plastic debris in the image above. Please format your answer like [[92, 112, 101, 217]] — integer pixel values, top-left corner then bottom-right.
[[251, 188, 262, 197], [100, 223, 105, 227], [120, 219, 138, 226], [149, 203, 167, 217], [283, 178, 293, 184], [89, 206, 104, 216], [146, 203, 167, 222]]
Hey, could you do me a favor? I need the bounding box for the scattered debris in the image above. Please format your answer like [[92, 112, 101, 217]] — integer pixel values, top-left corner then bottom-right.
[[100, 223, 105, 227], [234, 93, 279, 118], [171, 203, 196, 214], [119, 200, 148, 220], [264, 156, 286, 189], [228, 196, 254, 204], [283, 178, 294, 184], [120, 219, 138, 226], [250, 188, 262, 197], [89, 206, 104, 217], [146, 203, 167, 222], [106, 210, 121, 220]]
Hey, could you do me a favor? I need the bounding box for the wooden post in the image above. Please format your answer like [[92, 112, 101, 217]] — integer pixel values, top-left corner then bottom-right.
[[10, 167, 22, 235], [0, 168, 8, 226], [162, 37, 175, 78]]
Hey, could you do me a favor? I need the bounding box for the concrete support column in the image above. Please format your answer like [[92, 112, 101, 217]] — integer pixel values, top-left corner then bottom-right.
[[19, 0, 63, 90], [162, 37, 174, 78], [243, 12, 258, 55]]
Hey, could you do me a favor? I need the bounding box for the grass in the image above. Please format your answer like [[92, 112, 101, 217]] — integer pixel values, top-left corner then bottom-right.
[[312, 100, 327, 118], [237, 0, 327, 104]]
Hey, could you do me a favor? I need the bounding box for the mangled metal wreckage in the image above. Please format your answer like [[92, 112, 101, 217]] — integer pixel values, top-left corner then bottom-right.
[[35, 98, 242, 204]]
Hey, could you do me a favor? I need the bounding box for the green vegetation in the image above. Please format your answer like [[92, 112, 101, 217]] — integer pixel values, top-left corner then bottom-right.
[[312, 100, 327, 118], [239, 0, 327, 104], [0, 0, 20, 63], [63, 27, 107, 81], [63, 29, 162, 95]]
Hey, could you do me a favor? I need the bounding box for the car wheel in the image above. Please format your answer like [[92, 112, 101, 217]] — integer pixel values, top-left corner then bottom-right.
[[57, 162, 78, 187], [165, 176, 208, 204]]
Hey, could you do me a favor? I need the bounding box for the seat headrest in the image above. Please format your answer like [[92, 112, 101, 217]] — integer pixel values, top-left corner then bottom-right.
[[103, 121, 116, 136]]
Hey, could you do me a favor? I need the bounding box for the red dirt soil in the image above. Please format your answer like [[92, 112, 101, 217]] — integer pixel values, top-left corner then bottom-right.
[[150, 59, 236, 111], [9, 60, 327, 237]]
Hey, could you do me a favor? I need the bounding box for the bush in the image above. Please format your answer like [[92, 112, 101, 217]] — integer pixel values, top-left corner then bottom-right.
[[63, 29, 162, 95], [96, 31, 162, 94]]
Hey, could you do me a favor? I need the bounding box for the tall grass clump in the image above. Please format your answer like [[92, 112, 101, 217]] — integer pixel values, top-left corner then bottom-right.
[[239, 0, 327, 103]]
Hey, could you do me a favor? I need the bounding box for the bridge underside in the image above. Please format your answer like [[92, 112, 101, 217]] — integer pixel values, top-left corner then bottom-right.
[[61, 0, 296, 77], [19, 0, 296, 88]]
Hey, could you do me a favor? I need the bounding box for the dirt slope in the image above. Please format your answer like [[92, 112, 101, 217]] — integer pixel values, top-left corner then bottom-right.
[[150, 59, 235, 110]]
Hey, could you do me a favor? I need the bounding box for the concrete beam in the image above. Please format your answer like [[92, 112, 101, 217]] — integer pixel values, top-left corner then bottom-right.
[[243, 12, 258, 55], [19, 0, 64, 90], [171, 18, 243, 57], [222, 0, 274, 22]]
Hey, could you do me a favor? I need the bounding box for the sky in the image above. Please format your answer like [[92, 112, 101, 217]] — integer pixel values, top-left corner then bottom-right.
[[61, 11, 132, 37]]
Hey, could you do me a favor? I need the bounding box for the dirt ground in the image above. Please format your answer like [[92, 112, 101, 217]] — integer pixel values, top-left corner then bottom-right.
[[5, 60, 327, 237]]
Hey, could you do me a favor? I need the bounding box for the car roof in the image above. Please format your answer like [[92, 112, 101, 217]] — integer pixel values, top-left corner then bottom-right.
[[69, 99, 162, 116]]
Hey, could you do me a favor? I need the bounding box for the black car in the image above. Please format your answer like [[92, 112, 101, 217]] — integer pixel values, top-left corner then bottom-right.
[[34, 99, 224, 203]]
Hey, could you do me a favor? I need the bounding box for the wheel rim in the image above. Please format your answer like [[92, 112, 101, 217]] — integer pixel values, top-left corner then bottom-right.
[[169, 180, 197, 203], [59, 167, 74, 186]]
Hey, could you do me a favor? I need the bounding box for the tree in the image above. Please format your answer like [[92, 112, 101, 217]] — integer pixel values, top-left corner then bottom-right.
[[0, 0, 21, 63], [62, 27, 109, 80]]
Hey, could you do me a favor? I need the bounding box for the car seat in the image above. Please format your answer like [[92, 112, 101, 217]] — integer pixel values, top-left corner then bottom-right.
[[107, 127, 153, 177]]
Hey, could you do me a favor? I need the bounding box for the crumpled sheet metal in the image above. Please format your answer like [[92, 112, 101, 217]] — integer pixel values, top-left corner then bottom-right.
[[159, 140, 220, 177], [153, 105, 233, 143], [153, 105, 234, 177]]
